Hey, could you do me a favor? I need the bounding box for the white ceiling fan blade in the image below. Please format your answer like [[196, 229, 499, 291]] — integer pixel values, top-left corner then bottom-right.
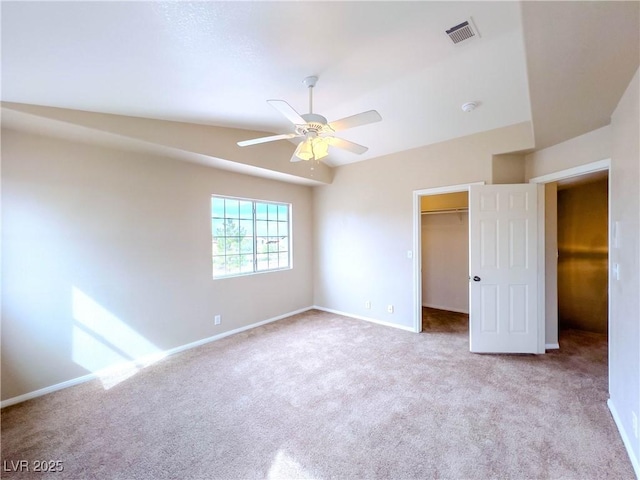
[[327, 136, 369, 155], [328, 110, 382, 132], [267, 100, 306, 125], [237, 133, 299, 147]]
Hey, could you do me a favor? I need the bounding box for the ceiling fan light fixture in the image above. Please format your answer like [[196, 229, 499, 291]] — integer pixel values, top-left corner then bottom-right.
[[294, 140, 314, 161], [311, 137, 329, 160], [294, 136, 329, 161]]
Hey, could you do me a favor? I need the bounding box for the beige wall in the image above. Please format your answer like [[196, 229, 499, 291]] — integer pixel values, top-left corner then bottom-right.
[[1, 129, 314, 401], [492, 153, 526, 184], [608, 68, 640, 468], [525, 125, 611, 179], [557, 179, 608, 333], [313, 122, 534, 327]]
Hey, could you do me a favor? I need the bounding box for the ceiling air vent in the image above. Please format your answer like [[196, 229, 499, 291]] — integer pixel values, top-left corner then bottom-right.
[[445, 19, 479, 45]]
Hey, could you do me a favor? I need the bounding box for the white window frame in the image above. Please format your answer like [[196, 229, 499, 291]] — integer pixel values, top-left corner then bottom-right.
[[211, 195, 291, 279]]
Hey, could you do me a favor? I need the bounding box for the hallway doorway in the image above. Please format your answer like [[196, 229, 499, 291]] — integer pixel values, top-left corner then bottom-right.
[[557, 174, 609, 336]]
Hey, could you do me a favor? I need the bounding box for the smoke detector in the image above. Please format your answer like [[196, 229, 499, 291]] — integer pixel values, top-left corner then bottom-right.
[[461, 102, 478, 113], [446, 18, 480, 45]]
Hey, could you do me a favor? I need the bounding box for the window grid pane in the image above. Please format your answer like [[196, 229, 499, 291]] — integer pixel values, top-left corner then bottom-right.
[[212, 196, 290, 278]]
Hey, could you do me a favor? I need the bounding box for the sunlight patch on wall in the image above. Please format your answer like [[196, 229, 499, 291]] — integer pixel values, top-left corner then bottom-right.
[[72, 287, 165, 389], [267, 450, 315, 480]]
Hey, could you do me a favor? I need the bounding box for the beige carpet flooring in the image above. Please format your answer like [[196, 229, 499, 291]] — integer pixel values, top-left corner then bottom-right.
[[1, 308, 635, 480]]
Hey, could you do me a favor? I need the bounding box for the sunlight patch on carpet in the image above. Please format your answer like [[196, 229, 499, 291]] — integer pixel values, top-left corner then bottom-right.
[[72, 287, 166, 389], [267, 449, 316, 480]]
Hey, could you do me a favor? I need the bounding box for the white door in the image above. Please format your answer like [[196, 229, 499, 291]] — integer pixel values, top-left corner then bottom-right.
[[469, 184, 541, 353]]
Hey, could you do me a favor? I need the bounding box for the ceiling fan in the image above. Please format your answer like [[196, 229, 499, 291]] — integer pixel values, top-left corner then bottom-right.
[[237, 76, 382, 163]]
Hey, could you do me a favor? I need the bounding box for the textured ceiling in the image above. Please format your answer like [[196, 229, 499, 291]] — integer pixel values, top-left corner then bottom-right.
[[1, 1, 638, 167]]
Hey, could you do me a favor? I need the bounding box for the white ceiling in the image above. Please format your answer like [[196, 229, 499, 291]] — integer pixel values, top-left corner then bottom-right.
[[1, 1, 638, 167]]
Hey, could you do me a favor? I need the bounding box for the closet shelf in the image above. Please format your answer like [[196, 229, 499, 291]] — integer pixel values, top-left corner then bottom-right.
[[421, 207, 468, 215]]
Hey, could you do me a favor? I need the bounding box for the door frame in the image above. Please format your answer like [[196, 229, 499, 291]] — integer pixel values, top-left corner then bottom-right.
[[412, 182, 484, 333], [528, 158, 611, 350]]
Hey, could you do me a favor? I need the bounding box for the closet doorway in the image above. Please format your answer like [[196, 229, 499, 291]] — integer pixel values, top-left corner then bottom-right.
[[421, 192, 469, 315], [412, 182, 481, 333]]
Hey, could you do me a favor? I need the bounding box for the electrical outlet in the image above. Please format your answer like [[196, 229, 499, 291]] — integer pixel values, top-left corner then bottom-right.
[[633, 411, 638, 439], [365, 301, 371, 309], [387, 305, 394, 314], [214, 315, 221, 325]]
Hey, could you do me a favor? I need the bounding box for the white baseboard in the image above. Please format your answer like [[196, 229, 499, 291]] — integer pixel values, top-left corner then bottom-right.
[[0, 306, 314, 409], [545, 343, 560, 350], [608, 398, 640, 478], [162, 306, 313, 358], [312, 306, 415, 332], [422, 303, 469, 314], [0, 373, 99, 409]]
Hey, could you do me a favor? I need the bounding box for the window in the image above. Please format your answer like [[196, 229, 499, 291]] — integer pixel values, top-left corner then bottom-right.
[[211, 195, 291, 278]]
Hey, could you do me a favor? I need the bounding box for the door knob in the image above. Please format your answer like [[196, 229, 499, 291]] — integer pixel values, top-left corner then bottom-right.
[[473, 276, 481, 282]]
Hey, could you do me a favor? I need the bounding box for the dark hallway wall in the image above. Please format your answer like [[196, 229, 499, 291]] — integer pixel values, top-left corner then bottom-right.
[[557, 178, 608, 333]]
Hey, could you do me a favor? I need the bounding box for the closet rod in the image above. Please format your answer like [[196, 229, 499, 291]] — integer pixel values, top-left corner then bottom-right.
[[421, 208, 468, 215]]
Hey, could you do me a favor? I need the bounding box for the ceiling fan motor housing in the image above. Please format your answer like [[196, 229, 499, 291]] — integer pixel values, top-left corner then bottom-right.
[[297, 113, 333, 136]]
